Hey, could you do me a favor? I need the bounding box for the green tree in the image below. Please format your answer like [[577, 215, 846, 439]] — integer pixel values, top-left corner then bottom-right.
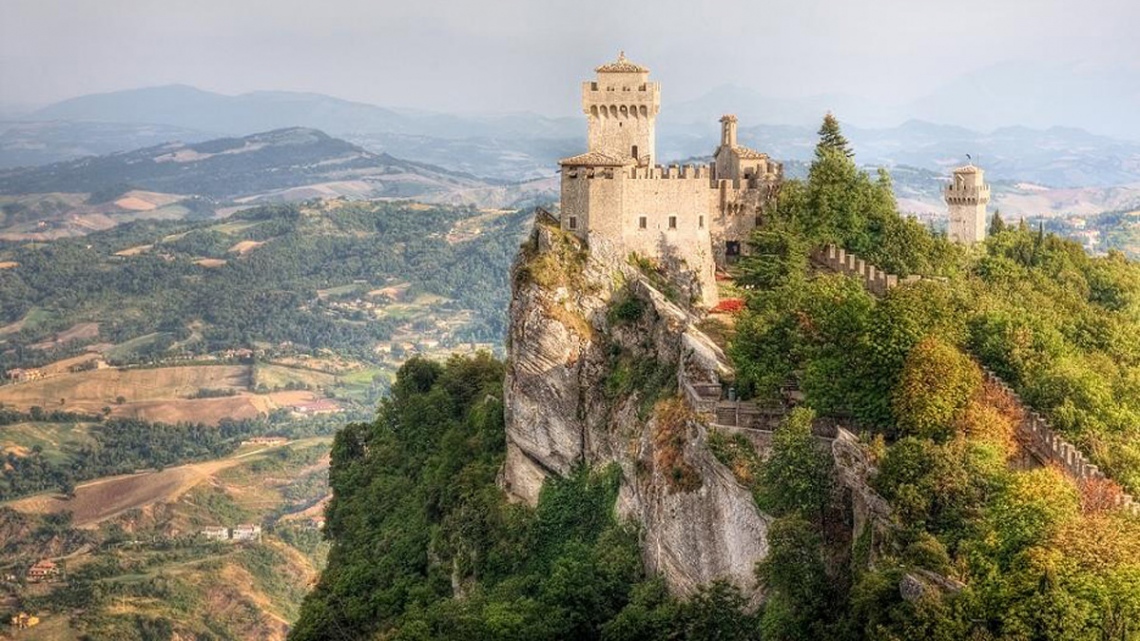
[[816, 112, 853, 159], [757, 516, 841, 641], [758, 408, 834, 523], [989, 209, 1007, 237], [892, 337, 982, 441]]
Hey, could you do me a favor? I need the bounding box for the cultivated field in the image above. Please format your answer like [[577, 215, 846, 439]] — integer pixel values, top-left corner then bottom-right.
[[0, 365, 250, 418], [5, 442, 290, 527], [0, 421, 96, 462]]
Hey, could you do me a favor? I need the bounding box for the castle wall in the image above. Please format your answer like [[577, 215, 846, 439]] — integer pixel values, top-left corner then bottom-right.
[[810, 243, 1140, 516], [620, 167, 717, 305], [562, 164, 783, 306]]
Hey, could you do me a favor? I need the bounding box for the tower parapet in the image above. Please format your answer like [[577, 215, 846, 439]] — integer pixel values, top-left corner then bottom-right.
[[582, 52, 660, 166], [944, 164, 990, 245]]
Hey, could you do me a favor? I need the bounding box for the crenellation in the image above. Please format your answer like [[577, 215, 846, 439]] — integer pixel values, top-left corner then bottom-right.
[[560, 52, 782, 307], [813, 249, 1140, 515]]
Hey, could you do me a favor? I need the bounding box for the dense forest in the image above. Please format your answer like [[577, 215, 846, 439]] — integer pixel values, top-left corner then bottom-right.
[[291, 356, 764, 641], [0, 200, 529, 371], [733, 113, 1140, 493]]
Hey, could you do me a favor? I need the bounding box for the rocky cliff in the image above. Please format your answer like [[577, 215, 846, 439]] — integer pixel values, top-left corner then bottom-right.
[[501, 217, 771, 595]]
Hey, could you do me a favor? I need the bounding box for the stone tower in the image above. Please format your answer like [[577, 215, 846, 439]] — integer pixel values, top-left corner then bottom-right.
[[944, 164, 990, 244], [581, 52, 660, 166]]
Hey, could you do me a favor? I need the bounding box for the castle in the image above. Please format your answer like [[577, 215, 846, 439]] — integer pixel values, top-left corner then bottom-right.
[[559, 52, 781, 306], [559, 53, 991, 306]]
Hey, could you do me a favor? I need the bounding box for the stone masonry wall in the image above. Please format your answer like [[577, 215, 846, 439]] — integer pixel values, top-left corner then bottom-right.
[[810, 243, 1140, 516], [980, 366, 1140, 515]]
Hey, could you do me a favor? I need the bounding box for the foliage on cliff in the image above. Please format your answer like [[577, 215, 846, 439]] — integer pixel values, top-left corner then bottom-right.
[[736, 115, 1140, 491], [290, 355, 757, 641], [729, 115, 1140, 640]]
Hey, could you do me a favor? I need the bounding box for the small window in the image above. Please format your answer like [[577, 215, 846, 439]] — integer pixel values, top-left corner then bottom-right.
[[568, 216, 578, 230], [699, 215, 705, 229], [638, 216, 647, 230], [668, 216, 677, 230]]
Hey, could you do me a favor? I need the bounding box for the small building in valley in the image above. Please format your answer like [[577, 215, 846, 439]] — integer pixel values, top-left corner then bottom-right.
[[9, 612, 40, 629], [5, 368, 44, 383], [291, 399, 342, 416], [201, 526, 230, 541], [25, 560, 59, 583], [242, 436, 289, 447], [231, 524, 262, 542]]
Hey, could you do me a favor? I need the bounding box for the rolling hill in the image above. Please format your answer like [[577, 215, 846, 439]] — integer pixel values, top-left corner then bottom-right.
[[0, 127, 489, 201]]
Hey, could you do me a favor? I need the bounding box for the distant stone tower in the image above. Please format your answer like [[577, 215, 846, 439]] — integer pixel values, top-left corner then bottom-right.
[[581, 51, 660, 166], [944, 164, 990, 244]]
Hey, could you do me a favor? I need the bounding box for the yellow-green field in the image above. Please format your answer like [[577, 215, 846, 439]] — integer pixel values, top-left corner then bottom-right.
[[0, 422, 97, 462]]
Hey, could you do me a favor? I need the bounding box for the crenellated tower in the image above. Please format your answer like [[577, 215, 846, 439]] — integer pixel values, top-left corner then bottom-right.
[[558, 53, 782, 308], [944, 164, 990, 245], [581, 52, 660, 166]]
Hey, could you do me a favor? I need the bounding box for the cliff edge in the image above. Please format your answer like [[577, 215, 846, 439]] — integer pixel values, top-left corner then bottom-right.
[[501, 216, 770, 595]]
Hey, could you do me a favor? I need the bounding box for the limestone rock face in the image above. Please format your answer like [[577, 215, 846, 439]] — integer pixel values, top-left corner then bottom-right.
[[501, 220, 770, 596]]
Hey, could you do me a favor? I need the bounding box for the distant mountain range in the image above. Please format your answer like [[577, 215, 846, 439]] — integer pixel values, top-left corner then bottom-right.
[[665, 61, 1140, 140], [4, 84, 1140, 193], [0, 127, 499, 202]]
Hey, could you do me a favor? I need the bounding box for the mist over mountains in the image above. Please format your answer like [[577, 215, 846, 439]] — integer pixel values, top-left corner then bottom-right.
[[2, 68, 1139, 196]]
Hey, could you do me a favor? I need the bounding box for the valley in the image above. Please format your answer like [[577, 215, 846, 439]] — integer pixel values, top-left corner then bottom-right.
[[0, 196, 530, 638], [0, 437, 331, 640]]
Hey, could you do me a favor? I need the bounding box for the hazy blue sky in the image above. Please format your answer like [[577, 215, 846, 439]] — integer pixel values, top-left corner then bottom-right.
[[2, 0, 1138, 115]]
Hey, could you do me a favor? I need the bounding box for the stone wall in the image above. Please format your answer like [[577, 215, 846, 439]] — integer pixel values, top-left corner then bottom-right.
[[809, 244, 921, 296], [561, 164, 781, 307], [980, 366, 1140, 515], [811, 242, 1140, 516]]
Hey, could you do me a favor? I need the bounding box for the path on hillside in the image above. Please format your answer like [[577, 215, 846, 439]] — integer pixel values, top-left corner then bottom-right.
[[4, 442, 294, 527]]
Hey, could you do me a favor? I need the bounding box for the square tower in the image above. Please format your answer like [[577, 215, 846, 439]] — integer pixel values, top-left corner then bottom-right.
[[581, 52, 660, 166], [944, 164, 990, 245]]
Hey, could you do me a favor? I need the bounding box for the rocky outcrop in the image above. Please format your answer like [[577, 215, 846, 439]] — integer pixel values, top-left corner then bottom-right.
[[501, 218, 770, 595]]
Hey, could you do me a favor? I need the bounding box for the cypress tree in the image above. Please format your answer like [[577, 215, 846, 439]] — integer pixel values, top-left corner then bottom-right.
[[988, 209, 1006, 236]]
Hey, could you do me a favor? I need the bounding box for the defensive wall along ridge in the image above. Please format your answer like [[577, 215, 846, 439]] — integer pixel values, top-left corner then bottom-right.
[[658, 239, 1140, 516], [808, 243, 1140, 515]]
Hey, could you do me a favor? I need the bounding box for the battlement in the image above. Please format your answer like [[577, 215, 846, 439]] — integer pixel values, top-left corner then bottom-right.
[[563, 164, 717, 181], [810, 245, 921, 296], [944, 183, 991, 204], [562, 164, 786, 189], [629, 164, 712, 180], [583, 81, 659, 94], [980, 366, 1139, 516]]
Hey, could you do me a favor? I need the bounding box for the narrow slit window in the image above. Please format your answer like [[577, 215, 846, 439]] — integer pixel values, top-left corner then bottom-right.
[[699, 215, 705, 229], [568, 216, 578, 230], [639, 216, 647, 230], [668, 216, 677, 230]]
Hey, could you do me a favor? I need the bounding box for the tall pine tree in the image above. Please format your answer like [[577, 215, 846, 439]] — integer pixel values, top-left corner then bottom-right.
[[816, 112, 853, 159]]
